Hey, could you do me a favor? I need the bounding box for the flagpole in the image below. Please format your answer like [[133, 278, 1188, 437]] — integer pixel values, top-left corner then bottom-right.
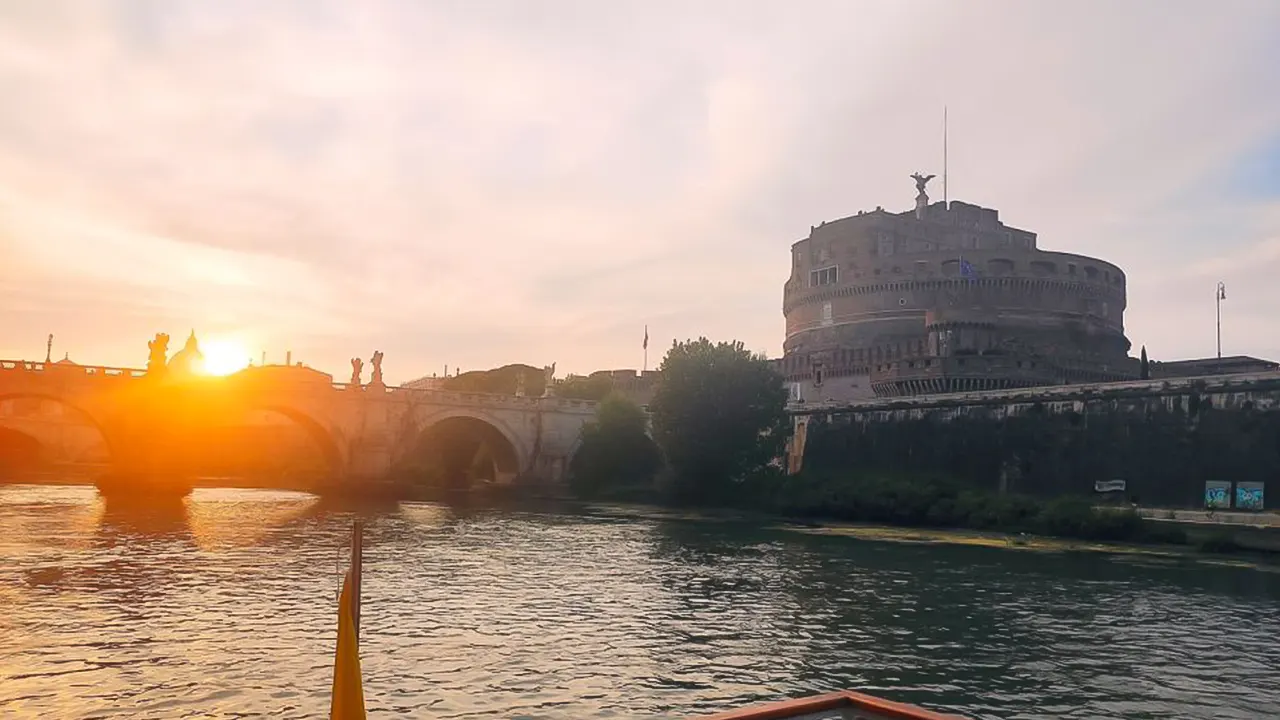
[[330, 519, 368, 719], [943, 106, 948, 208], [350, 520, 362, 639]]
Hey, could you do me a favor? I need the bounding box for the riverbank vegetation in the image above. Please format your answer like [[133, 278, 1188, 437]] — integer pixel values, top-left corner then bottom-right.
[[568, 394, 661, 501], [566, 336, 1233, 550]]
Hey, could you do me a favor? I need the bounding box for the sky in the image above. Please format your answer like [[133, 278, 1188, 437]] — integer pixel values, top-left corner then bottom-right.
[[2, 0, 1279, 384]]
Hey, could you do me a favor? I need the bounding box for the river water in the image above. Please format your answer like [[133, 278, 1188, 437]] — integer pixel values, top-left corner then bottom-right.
[[3, 485, 1279, 719]]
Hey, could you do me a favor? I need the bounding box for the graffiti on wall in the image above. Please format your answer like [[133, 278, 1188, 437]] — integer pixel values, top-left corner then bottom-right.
[[1236, 482, 1265, 511], [1204, 481, 1232, 509]]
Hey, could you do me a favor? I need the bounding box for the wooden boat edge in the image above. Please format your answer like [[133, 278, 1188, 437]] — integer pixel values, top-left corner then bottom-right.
[[694, 689, 967, 720]]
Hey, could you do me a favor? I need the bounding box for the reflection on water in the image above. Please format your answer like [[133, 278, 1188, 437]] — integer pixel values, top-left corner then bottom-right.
[[2, 485, 1279, 719]]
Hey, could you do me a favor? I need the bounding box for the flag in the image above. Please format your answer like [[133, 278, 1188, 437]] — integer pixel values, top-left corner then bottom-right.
[[643, 325, 649, 350], [329, 570, 366, 720]]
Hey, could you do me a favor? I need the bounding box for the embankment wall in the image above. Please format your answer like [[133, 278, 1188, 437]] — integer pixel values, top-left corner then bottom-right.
[[790, 373, 1280, 509]]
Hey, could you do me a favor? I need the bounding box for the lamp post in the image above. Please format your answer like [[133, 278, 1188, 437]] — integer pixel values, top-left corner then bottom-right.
[[1216, 281, 1226, 359]]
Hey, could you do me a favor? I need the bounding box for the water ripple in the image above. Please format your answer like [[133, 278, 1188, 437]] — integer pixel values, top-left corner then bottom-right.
[[2, 485, 1279, 719]]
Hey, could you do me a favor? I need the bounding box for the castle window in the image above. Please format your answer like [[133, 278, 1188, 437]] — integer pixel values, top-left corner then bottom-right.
[[988, 258, 1014, 275], [809, 266, 838, 287], [1030, 260, 1057, 276]]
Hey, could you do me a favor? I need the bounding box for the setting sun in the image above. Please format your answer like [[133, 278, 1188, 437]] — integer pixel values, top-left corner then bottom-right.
[[200, 338, 251, 376]]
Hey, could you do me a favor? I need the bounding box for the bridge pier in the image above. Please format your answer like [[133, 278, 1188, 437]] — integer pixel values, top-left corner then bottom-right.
[[100, 414, 200, 498]]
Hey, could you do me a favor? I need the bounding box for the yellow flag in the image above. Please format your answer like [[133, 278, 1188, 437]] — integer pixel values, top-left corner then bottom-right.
[[329, 571, 367, 720]]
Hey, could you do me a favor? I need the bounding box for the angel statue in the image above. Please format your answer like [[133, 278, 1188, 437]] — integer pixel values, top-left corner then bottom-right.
[[910, 172, 936, 195], [541, 362, 556, 397], [146, 333, 170, 374], [350, 357, 364, 386], [370, 350, 385, 385]]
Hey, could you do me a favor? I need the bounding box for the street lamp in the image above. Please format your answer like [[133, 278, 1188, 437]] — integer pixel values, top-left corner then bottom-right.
[[1216, 281, 1226, 359]]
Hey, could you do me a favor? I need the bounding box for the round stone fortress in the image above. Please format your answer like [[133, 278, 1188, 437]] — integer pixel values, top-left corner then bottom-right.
[[775, 183, 1137, 401]]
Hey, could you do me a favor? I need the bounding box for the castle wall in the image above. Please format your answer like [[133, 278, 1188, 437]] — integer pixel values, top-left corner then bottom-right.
[[791, 373, 1280, 508]]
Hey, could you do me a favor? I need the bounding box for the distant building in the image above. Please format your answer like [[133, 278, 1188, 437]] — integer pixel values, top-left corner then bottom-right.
[[1150, 355, 1279, 379], [775, 185, 1137, 401], [583, 369, 659, 407], [402, 375, 449, 390]]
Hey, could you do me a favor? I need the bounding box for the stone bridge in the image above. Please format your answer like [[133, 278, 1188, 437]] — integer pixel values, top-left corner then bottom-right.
[[0, 359, 600, 492]]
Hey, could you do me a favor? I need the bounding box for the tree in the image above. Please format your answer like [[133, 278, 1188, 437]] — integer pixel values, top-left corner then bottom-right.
[[557, 374, 615, 402], [649, 338, 789, 503], [443, 364, 544, 395], [1140, 346, 1150, 380], [568, 394, 662, 499]]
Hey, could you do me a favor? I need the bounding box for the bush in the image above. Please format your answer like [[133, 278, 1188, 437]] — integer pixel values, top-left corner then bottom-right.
[[1197, 531, 1243, 554], [1141, 523, 1189, 545], [735, 471, 1181, 545]]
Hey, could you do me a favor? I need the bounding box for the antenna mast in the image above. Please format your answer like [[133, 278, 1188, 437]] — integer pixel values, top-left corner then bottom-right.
[[943, 106, 949, 208]]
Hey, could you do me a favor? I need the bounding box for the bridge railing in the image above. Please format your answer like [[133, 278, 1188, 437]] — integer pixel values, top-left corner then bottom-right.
[[0, 360, 148, 379], [1, 360, 601, 411], [327, 381, 600, 411]]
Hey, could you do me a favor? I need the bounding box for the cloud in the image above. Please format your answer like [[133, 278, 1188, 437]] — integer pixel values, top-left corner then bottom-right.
[[1, 0, 1279, 380]]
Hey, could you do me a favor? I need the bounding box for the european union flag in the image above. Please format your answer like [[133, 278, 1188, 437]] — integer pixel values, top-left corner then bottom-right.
[[960, 258, 977, 279]]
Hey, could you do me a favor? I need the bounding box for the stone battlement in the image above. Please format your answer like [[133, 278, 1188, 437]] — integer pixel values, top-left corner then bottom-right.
[[790, 370, 1280, 416]]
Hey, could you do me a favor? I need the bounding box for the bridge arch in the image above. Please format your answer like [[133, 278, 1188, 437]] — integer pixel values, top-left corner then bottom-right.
[[0, 392, 116, 458], [246, 403, 347, 471], [189, 401, 349, 486], [398, 409, 528, 488], [0, 426, 45, 471]]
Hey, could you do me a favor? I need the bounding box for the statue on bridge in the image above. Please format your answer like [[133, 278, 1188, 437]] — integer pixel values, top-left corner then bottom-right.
[[541, 362, 556, 397], [515, 371, 526, 398], [349, 357, 363, 386], [146, 333, 170, 375], [369, 350, 385, 388]]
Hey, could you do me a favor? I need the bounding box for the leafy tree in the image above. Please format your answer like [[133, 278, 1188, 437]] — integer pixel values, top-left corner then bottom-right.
[[557, 374, 615, 402], [443, 364, 544, 395], [568, 394, 662, 499], [649, 338, 789, 503]]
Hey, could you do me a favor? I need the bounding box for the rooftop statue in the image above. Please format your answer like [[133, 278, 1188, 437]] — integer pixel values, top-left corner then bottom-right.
[[350, 357, 364, 386], [370, 351, 384, 386], [910, 172, 936, 195]]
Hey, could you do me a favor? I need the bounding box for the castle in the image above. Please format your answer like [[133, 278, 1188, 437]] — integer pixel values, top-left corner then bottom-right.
[[774, 178, 1134, 402], [770, 177, 1274, 402]]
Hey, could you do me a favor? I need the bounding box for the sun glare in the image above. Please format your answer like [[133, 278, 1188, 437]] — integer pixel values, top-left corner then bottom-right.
[[200, 338, 251, 376]]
